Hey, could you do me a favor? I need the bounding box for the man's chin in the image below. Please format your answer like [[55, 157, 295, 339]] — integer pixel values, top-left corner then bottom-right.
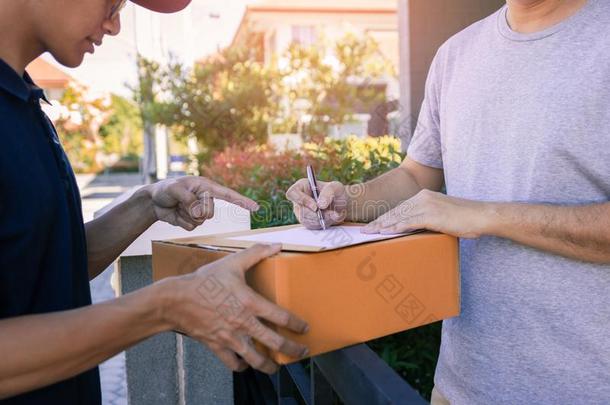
[[51, 52, 85, 69]]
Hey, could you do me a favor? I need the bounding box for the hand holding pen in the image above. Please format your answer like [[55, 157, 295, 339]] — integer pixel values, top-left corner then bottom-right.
[[306, 165, 327, 230], [286, 168, 350, 231]]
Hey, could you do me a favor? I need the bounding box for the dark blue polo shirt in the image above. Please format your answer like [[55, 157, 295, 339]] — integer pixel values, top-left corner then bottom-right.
[[0, 58, 101, 404]]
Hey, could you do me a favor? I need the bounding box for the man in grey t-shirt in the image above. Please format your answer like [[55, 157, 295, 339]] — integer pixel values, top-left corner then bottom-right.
[[287, 0, 610, 403]]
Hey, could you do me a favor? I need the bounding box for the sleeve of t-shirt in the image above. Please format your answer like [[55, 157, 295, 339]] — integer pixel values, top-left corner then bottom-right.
[[407, 48, 444, 169]]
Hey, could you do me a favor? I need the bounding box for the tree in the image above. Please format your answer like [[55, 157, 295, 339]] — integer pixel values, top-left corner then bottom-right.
[[98, 94, 143, 157], [280, 33, 395, 140], [134, 32, 395, 157], [53, 83, 111, 172], [137, 48, 282, 159], [133, 56, 166, 182]]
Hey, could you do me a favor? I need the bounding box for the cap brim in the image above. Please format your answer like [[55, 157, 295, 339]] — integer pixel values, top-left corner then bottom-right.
[[131, 0, 191, 13]]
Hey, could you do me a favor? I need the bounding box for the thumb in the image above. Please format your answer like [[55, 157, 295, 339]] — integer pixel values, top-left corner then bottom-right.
[[170, 184, 198, 209], [228, 243, 282, 273], [317, 181, 343, 210]]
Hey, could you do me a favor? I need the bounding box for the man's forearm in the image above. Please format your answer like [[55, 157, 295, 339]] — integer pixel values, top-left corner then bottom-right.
[[484, 201, 610, 264], [345, 166, 423, 223], [0, 282, 170, 399], [85, 186, 156, 279]]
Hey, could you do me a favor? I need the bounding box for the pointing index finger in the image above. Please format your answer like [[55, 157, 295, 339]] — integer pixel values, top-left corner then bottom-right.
[[202, 180, 259, 211]]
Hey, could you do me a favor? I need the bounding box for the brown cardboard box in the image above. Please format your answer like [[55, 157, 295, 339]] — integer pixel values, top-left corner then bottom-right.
[[152, 224, 460, 364]]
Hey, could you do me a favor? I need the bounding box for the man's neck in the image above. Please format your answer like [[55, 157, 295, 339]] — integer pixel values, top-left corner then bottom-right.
[[0, 5, 43, 76], [506, 0, 588, 33]]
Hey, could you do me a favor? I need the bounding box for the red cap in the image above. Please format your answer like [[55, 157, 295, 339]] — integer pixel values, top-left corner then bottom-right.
[[131, 0, 191, 13]]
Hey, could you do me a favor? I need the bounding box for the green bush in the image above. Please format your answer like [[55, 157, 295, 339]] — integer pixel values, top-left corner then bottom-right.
[[202, 135, 440, 399], [202, 135, 403, 228], [368, 322, 442, 401]]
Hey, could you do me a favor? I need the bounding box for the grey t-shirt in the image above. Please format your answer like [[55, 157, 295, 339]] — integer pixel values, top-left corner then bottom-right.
[[407, 1, 610, 403]]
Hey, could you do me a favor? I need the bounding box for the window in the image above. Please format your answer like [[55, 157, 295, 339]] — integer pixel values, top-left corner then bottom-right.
[[291, 26, 316, 46]]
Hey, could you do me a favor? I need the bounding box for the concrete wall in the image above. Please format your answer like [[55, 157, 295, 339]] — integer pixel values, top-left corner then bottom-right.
[[408, 0, 506, 130], [102, 191, 251, 404], [118, 256, 234, 405], [118, 256, 181, 405]]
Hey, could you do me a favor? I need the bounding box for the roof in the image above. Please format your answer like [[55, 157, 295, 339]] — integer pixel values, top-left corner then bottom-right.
[[26, 58, 73, 89]]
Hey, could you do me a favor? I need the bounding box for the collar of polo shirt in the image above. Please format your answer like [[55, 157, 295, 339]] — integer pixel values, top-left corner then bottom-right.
[[0, 58, 49, 103]]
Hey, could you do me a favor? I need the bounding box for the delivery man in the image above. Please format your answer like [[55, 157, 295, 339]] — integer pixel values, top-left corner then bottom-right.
[[0, 0, 309, 403], [287, 0, 610, 404]]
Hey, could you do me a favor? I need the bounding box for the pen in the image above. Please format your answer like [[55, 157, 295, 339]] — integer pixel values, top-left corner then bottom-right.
[[306, 165, 327, 230]]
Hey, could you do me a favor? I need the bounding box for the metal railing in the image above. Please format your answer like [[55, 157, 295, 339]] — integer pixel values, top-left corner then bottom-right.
[[236, 343, 429, 405]]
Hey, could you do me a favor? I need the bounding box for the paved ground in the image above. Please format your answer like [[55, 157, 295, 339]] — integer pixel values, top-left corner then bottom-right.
[[78, 173, 143, 405]]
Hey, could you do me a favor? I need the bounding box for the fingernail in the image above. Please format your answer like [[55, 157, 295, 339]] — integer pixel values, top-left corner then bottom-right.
[[301, 347, 310, 357], [318, 198, 327, 208], [302, 324, 310, 333]]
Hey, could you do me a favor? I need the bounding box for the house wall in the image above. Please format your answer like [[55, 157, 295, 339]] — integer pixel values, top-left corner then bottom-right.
[[239, 9, 401, 137], [247, 10, 398, 69]]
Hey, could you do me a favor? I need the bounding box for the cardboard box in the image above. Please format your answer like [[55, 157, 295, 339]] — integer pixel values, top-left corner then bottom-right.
[[152, 225, 460, 364]]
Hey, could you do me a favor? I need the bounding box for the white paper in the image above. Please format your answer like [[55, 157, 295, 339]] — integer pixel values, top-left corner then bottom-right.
[[228, 225, 405, 249]]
